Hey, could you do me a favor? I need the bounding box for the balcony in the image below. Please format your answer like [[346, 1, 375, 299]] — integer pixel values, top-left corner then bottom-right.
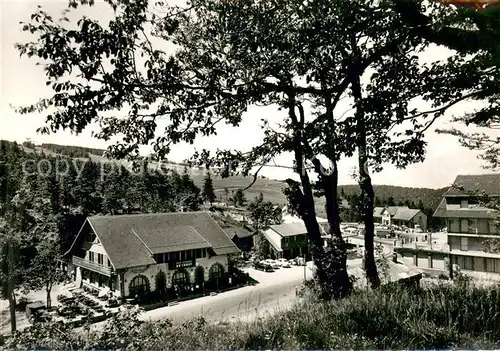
[[72, 256, 113, 277]]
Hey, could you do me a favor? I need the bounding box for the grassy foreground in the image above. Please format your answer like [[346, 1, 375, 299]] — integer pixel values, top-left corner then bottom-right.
[[3, 282, 500, 350]]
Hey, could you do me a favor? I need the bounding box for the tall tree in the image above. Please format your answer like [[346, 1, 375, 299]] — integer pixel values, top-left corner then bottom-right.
[[231, 189, 247, 207], [247, 193, 283, 230], [0, 174, 42, 332], [202, 173, 216, 205], [29, 234, 66, 310], [248, 193, 282, 259], [16, 0, 496, 297]]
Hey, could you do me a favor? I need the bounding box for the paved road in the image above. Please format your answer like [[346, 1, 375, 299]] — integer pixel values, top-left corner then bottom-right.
[[88, 264, 314, 332], [143, 265, 314, 324]]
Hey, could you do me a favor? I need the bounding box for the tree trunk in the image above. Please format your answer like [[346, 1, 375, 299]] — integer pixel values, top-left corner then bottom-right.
[[46, 286, 52, 310], [322, 168, 352, 297], [358, 155, 380, 289], [288, 97, 351, 299], [8, 287, 16, 333], [321, 95, 352, 297], [350, 58, 380, 290]]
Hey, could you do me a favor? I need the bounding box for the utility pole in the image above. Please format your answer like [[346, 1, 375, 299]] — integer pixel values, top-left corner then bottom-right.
[[303, 256, 306, 282]]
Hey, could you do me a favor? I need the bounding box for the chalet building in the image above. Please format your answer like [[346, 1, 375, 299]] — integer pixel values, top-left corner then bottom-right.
[[433, 174, 500, 274], [262, 222, 311, 259], [373, 206, 428, 231], [261, 220, 333, 259], [65, 212, 240, 299]]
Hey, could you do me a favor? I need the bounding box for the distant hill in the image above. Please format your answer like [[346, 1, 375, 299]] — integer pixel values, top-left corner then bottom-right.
[[9, 140, 450, 214], [338, 185, 448, 213]]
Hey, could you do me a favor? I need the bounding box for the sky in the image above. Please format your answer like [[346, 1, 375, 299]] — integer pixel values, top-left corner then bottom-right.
[[0, 0, 496, 189]]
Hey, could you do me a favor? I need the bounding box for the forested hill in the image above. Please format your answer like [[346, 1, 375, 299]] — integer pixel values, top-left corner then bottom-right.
[[21, 140, 107, 158], [6, 139, 449, 211], [339, 184, 449, 212]]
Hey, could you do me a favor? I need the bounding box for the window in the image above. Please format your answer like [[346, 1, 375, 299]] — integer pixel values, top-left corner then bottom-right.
[[485, 258, 500, 273], [196, 249, 202, 259], [460, 219, 470, 233], [468, 219, 479, 234], [180, 251, 185, 261], [460, 237, 468, 251], [128, 275, 150, 297], [97, 253, 103, 265], [463, 256, 474, 270], [88, 251, 95, 262], [490, 221, 499, 235], [186, 250, 193, 260], [155, 254, 164, 264], [209, 263, 224, 281], [172, 269, 190, 286], [107, 258, 111, 267]]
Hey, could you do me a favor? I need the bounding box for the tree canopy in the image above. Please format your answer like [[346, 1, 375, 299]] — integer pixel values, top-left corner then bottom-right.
[[15, 0, 499, 297]]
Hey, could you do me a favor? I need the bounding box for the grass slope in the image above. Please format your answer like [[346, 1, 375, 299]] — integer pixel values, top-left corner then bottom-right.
[[5, 283, 500, 349]]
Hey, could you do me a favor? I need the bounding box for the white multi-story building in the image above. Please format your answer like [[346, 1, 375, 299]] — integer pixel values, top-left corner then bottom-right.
[[433, 174, 500, 274]]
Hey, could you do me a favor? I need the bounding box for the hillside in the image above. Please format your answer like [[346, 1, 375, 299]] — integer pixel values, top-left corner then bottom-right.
[[339, 184, 448, 213], [8, 140, 449, 213]]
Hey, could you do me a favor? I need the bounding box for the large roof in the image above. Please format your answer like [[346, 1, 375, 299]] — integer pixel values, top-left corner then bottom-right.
[[433, 196, 498, 219], [445, 174, 500, 196], [224, 226, 255, 239], [69, 212, 239, 270], [349, 261, 422, 287], [374, 207, 384, 218], [386, 206, 403, 216], [269, 222, 308, 237], [374, 206, 421, 221], [393, 208, 422, 221]]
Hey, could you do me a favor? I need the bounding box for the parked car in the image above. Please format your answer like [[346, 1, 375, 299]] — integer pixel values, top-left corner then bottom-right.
[[262, 259, 280, 269], [264, 264, 274, 272], [254, 261, 274, 272], [254, 261, 264, 270], [277, 258, 291, 268], [270, 260, 281, 269]]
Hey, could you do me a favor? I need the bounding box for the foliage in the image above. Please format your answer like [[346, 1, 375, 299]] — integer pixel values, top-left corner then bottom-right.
[[202, 173, 216, 205], [247, 193, 282, 230], [28, 239, 67, 309], [375, 244, 390, 283], [5, 284, 500, 349], [231, 189, 247, 208], [0, 140, 203, 331], [14, 0, 497, 296]]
